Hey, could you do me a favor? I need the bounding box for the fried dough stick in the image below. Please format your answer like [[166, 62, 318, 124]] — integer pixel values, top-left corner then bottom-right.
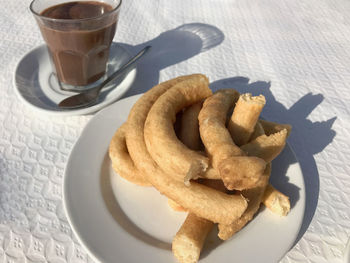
[[172, 114, 290, 254], [109, 123, 288, 221], [240, 129, 288, 163], [144, 75, 213, 182], [198, 89, 266, 190], [240, 125, 290, 216], [172, 182, 228, 263], [218, 164, 291, 239], [218, 164, 271, 240], [125, 75, 248, 224], [169, 181, 291, 217], [228, 93, 266, 146], [178, 102, 220, 182], [110, 88, 288, 229], [171, 104, 219, 263], [169, 102, 203, 211], [259, 119, 292, 137], [109, 118, 289, 216], [172, 179, 225, 263], [126, 75, 194, 174], [219, 118, 289, 239], [155, 177, 247, 225], [176, 107, 291, 215], [108, 124, 244, 217], [179, 102, 203, 151], [172, 213, 213, 263], [109, 123, 151, 186], [249, 122, 265, 141], [168, 198, 187, 212], [262, 184, 290, 216]]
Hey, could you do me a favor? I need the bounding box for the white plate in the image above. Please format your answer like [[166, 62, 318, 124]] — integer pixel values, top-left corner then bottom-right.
[[63, 94, 306, 263], [13, 43, 136, 116]]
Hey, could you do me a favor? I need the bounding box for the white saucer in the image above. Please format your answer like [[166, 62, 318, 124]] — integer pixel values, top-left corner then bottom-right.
[[13, 43, 136, 116]]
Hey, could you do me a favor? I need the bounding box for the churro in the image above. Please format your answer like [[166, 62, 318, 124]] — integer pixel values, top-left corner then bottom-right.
[[198, 89, 266, 190], [109, 123, 151, 186], [144, 75, 212, 182], [172, 213, 213, 263], [107, 74, 293, 261], [125, 75, 248, 224], [250, 121, 265, 141], [218, 164, 271, 240], [168, 198, 187, 212], [241, 129, 288, 163], [179, 102, 203, 151], [228, 93, 266, 146], [126, 75, 197, 174], [259, 119, 292, 137], [262, 184, 290, 216]]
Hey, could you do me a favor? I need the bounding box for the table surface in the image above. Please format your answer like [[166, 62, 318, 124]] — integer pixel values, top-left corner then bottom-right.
[[1, 0, 350, 262]]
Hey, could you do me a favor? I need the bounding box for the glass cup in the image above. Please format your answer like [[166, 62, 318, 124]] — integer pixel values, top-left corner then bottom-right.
[[30, 0, 122, 91]]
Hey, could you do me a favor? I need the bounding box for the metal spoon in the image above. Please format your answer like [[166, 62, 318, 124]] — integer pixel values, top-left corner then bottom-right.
[[58, 45, 151, 109]]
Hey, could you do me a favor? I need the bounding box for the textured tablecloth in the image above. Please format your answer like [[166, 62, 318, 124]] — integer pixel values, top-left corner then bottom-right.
[[1, 0, 350, 262]]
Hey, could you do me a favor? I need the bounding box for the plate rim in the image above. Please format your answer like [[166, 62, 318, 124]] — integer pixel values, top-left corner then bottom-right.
[[13, 44, 137, 116], [63, 93, 306, 263]]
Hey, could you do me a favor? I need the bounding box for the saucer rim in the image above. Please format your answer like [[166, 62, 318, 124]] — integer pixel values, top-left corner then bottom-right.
[[13, 44, 137, 116]]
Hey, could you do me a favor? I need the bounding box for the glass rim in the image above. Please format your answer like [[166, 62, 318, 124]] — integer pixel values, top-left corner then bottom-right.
[[29, 0, 122, 23]]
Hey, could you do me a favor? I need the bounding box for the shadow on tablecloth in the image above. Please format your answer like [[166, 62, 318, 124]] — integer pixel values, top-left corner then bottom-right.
[[210, 76, 336, 246], [117, 23, 225, 98]]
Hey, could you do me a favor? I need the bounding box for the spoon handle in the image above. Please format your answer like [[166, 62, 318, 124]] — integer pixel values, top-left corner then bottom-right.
[[96, 45, 152, 93]]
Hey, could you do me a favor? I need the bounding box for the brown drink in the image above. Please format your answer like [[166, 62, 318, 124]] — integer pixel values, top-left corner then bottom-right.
[[31, 0, 121, 87]]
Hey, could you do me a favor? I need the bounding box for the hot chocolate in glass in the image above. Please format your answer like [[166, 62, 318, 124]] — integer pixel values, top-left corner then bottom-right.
[[30, 0, 121, 90]]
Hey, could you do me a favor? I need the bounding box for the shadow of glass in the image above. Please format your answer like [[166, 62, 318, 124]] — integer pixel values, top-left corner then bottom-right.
[[210, 77, 336, 245], [100, 152, 171, 251], [117, 23, 225, 97]]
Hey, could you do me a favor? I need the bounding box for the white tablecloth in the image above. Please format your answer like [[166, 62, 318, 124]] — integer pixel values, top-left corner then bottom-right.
[[1, 0, 350, 262]]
